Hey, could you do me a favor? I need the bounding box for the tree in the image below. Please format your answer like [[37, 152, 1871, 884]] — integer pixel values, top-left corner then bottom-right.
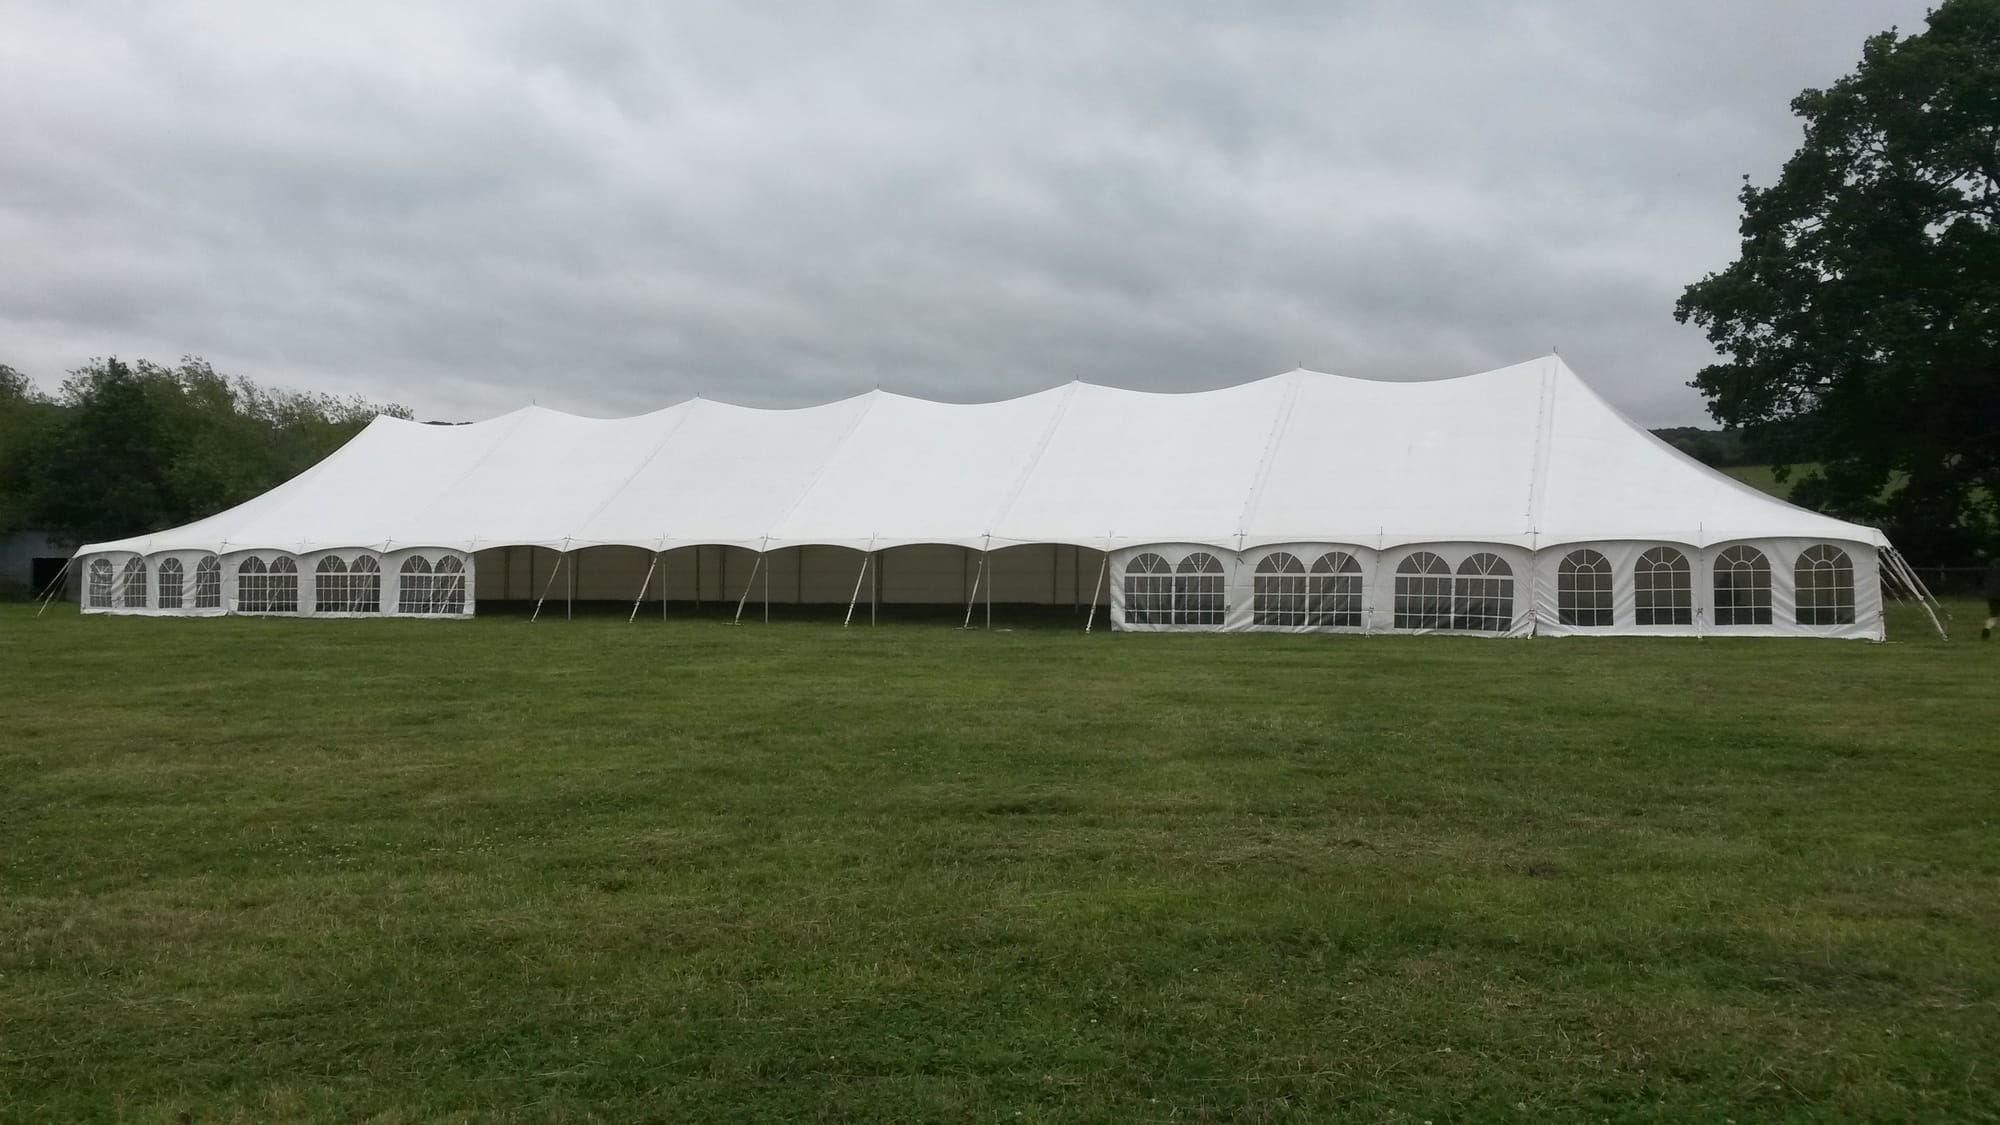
[[4, 356, 409, 546], [0, 364, 60, 531], [1675, 0, 2000, 562]]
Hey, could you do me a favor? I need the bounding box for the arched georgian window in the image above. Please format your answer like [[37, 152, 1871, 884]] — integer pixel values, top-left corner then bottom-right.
[[1713, 545, 1771, 626], [1308, 551, 1363, 629], [350, 555, 383, 613], [87, 558, 115, 607], [1633, 547, 1691, 625], [1252, 552, 1306, 627], [1794, 543, 1855, 626], [1453, 553, 1513, 632], [399, 556, 435, 614], [119, 558, 148, 609], [269, 557, 299, 613], [1122, 553, 1172, 625], [315, 556, 350, 612], [1173, 552, 1225, 626], [1557, 549, 1613, 627], [1393, 552, 1452, 630], [433, 556, 467, 614], [236, 557, 270, 612], [193, 556, 222, 609], [157, 558, 184, 610]]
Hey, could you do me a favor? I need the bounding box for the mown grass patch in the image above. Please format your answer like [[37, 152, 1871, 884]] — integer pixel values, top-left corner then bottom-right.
[[2, 602, 1996, 1121]]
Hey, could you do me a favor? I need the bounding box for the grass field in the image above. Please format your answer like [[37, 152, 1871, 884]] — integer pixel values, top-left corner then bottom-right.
[[3, 603, 1997, 1122]]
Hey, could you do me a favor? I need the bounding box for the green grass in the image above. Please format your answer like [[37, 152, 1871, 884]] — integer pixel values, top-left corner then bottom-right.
[[3, 603, 1997, 1122]]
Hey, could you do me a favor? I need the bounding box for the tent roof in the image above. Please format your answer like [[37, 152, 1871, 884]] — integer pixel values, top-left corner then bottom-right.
[[79, 357, 1888, 556]]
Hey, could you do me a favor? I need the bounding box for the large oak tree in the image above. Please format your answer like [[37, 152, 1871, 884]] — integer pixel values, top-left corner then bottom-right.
[[1676, 0, 2000, 562]]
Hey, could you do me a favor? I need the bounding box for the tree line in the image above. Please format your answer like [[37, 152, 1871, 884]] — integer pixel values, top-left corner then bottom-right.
[[1676, 0, 1999, 565], [0, 357, 409, 549]]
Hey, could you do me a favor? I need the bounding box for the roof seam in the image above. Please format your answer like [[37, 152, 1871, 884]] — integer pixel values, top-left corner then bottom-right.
[[1523, 358, 1558, 544], [760, 392, 884, 545], [984, 380, 1080, 539], [561, 401, 701, 542], [395, 410, 540, 548], [1234, 369, 1306, 541]]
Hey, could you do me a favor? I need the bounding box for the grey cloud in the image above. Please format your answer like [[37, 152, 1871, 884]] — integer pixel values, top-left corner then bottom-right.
[[0, 0, 1936, 426]]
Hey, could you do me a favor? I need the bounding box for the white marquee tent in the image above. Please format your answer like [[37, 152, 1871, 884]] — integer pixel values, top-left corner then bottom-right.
[[75, 357, 1919, 638]]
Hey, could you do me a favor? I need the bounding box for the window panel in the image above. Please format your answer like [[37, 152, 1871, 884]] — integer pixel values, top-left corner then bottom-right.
[[1122, 553, 1172, 625], [315, 556, 350, 612], [119, 558, 148, 609], [1252, 552, 1306, 627], [1794, 544, 1855, 626], [434, 556, 467, 615], [399, 556, 436, 614], [87, 558, 114, 607], [269, 557, 299, 614], [193, 556, 222, 609], [1308, 551, 1364, 629], [351, 556, 382, 613], [1634, 547, 1691, 626], [1393, 552, 1451, 630], [1173, 552, 1226, 627], [1713, 545, 1771, 626], [236, 557, 268, 612], [1557, 549, 1613, 627], [157, 558, 184, 610], [1453, 553, 1513, 632]]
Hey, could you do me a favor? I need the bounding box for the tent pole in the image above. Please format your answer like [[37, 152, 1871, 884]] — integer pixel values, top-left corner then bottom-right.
[[871, 548, 879, 626], [566, 548, 575, 620], [844, 552, 870, 627], [694, 546, 701, 612], [731, 551, 762, 625], [629, 550, 660, 624], [34, 556, 74, 617], [845, 537, 876, 627], [530, 549, 566, 623], [962, 551, 985, 629], [985, 546, 993, 630], [1083, 540, 1110, 633], [1883, 546, 1948, 640]]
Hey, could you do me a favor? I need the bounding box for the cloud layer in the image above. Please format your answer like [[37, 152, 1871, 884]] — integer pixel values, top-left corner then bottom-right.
[[0, 1, 1933, 424]]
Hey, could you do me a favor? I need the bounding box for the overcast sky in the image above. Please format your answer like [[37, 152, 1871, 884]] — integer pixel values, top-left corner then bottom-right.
[[1, 1, 1933, 425]]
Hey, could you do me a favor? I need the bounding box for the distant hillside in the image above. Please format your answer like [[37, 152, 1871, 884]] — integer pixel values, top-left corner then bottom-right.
[[1647, 426, 1757, 469], [1719, 463, 1808, 499]]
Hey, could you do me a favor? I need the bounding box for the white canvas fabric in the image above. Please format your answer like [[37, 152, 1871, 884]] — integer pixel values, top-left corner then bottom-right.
[[77, 356, 1891, 637]]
